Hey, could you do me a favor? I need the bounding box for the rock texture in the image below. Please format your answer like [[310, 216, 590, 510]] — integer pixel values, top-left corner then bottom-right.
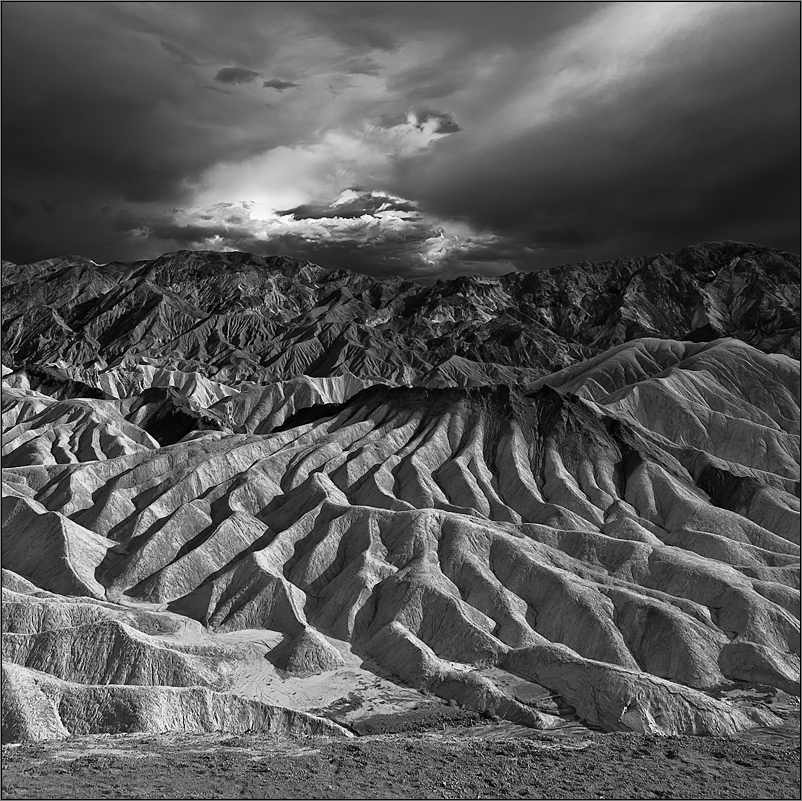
[[3, 241, 798, 386], [1, 241, 799, 741], [1, 663, 349, 742]]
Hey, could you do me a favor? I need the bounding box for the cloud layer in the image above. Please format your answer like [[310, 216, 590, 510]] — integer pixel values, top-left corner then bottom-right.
[[2, 2, 799, 276], [215, 67, 262, 85]]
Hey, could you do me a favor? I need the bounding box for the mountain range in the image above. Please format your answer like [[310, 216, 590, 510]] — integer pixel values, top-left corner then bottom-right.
[[2, 240, 799, 741]]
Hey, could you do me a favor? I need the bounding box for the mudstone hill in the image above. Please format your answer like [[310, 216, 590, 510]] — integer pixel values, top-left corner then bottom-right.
[[1, 240, 799, 741]]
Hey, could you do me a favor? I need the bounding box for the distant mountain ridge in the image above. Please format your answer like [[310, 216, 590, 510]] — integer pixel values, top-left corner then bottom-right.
[[3, 241, 798, 386]]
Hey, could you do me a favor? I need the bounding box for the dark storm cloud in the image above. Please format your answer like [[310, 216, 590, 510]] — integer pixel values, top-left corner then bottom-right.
[[3, 1, 798, 274], [1, 3, 299, 263], [1, 1, 604, 268], [348, 1, 601, 104], [215, 67, 262, 85], [303, 2, 599, 53], [262, 79, 300, 91], [389, 3, 801, 267]]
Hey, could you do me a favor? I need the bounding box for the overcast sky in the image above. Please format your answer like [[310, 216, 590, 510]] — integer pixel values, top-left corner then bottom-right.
[[3, 1, 799, 279]]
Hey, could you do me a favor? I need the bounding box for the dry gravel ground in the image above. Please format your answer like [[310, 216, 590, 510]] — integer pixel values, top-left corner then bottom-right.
[[2, 713, 799, 800]]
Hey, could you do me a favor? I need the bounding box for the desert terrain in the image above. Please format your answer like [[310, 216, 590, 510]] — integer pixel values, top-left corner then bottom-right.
[[1, 241, 799, 797]]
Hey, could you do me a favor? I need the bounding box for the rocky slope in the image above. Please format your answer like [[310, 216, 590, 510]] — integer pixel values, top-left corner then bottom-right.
[[2, 240, 798, 385], [1, 241, 799, 741]]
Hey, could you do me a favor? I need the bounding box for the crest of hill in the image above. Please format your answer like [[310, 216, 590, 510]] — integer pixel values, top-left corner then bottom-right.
[[2, 241, 798, 385]]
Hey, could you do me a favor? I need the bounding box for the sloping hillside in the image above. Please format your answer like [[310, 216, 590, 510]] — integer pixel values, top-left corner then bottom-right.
[[2, 242, 799, 741]]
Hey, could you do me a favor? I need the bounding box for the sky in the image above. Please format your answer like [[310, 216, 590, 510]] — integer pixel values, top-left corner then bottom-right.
[[2, 1, 800, 279]]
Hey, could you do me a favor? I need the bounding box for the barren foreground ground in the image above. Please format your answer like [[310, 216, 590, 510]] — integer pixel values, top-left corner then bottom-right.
[[3, 712, 799, 800]]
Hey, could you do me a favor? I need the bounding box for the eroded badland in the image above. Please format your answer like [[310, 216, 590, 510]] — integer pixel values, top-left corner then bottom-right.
[[1, 241, 799, 797]]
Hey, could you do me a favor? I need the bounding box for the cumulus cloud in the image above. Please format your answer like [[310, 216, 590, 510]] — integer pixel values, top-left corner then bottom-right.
[[380, 109, 461, 134], [187, 111, 464, 229], [112, 190, 512, 280], [215, 66, 262, 84], [279, 190, 418, 220], [415, 110, 461, 135]]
